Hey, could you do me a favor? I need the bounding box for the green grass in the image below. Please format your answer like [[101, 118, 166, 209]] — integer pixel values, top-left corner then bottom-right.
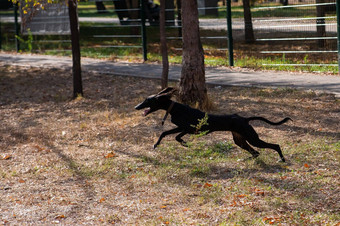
[[131, 138, 340, 224]]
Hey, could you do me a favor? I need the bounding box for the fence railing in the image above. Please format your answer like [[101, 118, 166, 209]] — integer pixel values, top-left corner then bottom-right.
[[250, 0, 338, 71], [0, 0, 339, 74], [78, 0, 147, 60]]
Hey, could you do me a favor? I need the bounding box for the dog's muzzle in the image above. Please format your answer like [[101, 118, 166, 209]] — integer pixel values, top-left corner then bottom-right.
[[135, 103, 151, 116]]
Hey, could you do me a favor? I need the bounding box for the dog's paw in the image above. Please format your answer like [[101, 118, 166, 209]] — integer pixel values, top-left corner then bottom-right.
[[181, 142, 188, 147], [278, 158, 286, 163]]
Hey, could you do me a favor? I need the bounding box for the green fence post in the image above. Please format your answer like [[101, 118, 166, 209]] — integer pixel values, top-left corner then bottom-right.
[[0, 16, 2, 50], [140, 0, 147, 61], [226, 0, 234, 66], [337, 0, 340, 74], [14, 3, 20, 52]]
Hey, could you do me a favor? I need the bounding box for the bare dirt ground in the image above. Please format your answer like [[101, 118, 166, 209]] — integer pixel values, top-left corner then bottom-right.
[[0, 66, 339, 225]]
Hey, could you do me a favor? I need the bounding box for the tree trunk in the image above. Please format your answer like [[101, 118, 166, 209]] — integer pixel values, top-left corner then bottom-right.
[[176, 0, 182, 37], [127, 0, 139, 20], [165, 0, 175, 26], [95, 1, 107, 13], [316, 0, 326, 47], [68, 0, 83, 98], [242, 0, 255, 43], [160, 0, 168, 89], [179, 0, 208, 110]]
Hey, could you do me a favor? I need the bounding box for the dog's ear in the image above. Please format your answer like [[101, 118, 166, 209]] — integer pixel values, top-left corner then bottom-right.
[[156, 87, 178, 98], [157, 87, 175, 95]]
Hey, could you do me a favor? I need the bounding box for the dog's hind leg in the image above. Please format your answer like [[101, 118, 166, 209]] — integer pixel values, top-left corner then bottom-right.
[[246, 136, 285, 162], [232, 132, 260, 159], [250, 140, 285, 162], [238, 125, 286, 162], [154, 127, 183, 149], [175, 131, 188, 147]]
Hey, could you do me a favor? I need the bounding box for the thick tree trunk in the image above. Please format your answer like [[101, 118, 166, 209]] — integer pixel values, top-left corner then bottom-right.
[[179, 0, 208, 110], [68, 0, 83, 98], [160, 0, 168, 89], [242, 0, 255, 43]]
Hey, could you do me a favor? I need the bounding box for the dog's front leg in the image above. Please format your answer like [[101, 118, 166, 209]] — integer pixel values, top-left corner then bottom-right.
[[154, 127, 183, 149]]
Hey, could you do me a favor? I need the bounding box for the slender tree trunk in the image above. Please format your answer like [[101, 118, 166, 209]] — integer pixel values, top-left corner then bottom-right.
[[165, 0, 175, 26], [160, 0, 168, 89], [68, 0, 83, 98], [176, 0, 182, 37], [95, 1, 107, 13], [127, 0, 139, 34], [316, 0, 326, 47], [179, 0, 208, 110], [242, 0, 255, 43]]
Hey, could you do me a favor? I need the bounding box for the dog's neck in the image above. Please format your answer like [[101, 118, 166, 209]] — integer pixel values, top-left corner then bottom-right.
[[161, 100, 175, 125]]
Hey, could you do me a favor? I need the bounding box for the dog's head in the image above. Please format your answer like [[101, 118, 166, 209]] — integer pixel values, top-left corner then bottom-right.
[[135, 87, 176, 116]]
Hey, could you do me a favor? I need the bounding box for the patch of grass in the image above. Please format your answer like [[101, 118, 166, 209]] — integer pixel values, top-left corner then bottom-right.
[[0, 66, 339, 224]]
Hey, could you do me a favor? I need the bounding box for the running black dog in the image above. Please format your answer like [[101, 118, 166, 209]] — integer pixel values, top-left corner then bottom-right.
[[135, 88, 291, 162]]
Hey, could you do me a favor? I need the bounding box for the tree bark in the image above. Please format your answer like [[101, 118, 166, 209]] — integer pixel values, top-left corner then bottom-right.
[[176, 0, 182, 37], [179, 0, 208, 110], [68, 0, 83, 98], [160, 0, 168, 89], [242, 0, 255, 43], [165, 0, 175, 26], [316, 0, 326, 47]]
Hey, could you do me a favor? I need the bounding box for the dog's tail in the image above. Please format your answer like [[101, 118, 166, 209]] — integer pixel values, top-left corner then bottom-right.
[[247, 117, 292, 125]]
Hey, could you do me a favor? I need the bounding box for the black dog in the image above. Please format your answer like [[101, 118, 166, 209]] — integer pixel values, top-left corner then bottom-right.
[[135, 88, 291, 162]]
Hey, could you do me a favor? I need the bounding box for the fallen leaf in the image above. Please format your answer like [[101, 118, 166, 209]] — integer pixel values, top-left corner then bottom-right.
[[3, 155, 12, 160], [34, 145, 44, 152], [18, 179, 25, 183], [160, 205, 167, 209], [104, 152, 116, 158], [203, 183, 213, 188], [263, 216, 281, 224], [254, 189, 265, 196], [55, 215, 65, 220], [230, 200, 237, 207], [263, 217, 273, 223], [99, 198, 105, 203], [304, 163, 310, 168], [236, 194, 247, 198]]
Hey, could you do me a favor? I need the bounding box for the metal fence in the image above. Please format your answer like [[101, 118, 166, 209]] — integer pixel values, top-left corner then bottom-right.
[[249, 0, 338, 71], [0, 7, 16, 51], [78, 0, 147, 60], [0, 0, 339, 73], [0, 3, 72, 54]]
